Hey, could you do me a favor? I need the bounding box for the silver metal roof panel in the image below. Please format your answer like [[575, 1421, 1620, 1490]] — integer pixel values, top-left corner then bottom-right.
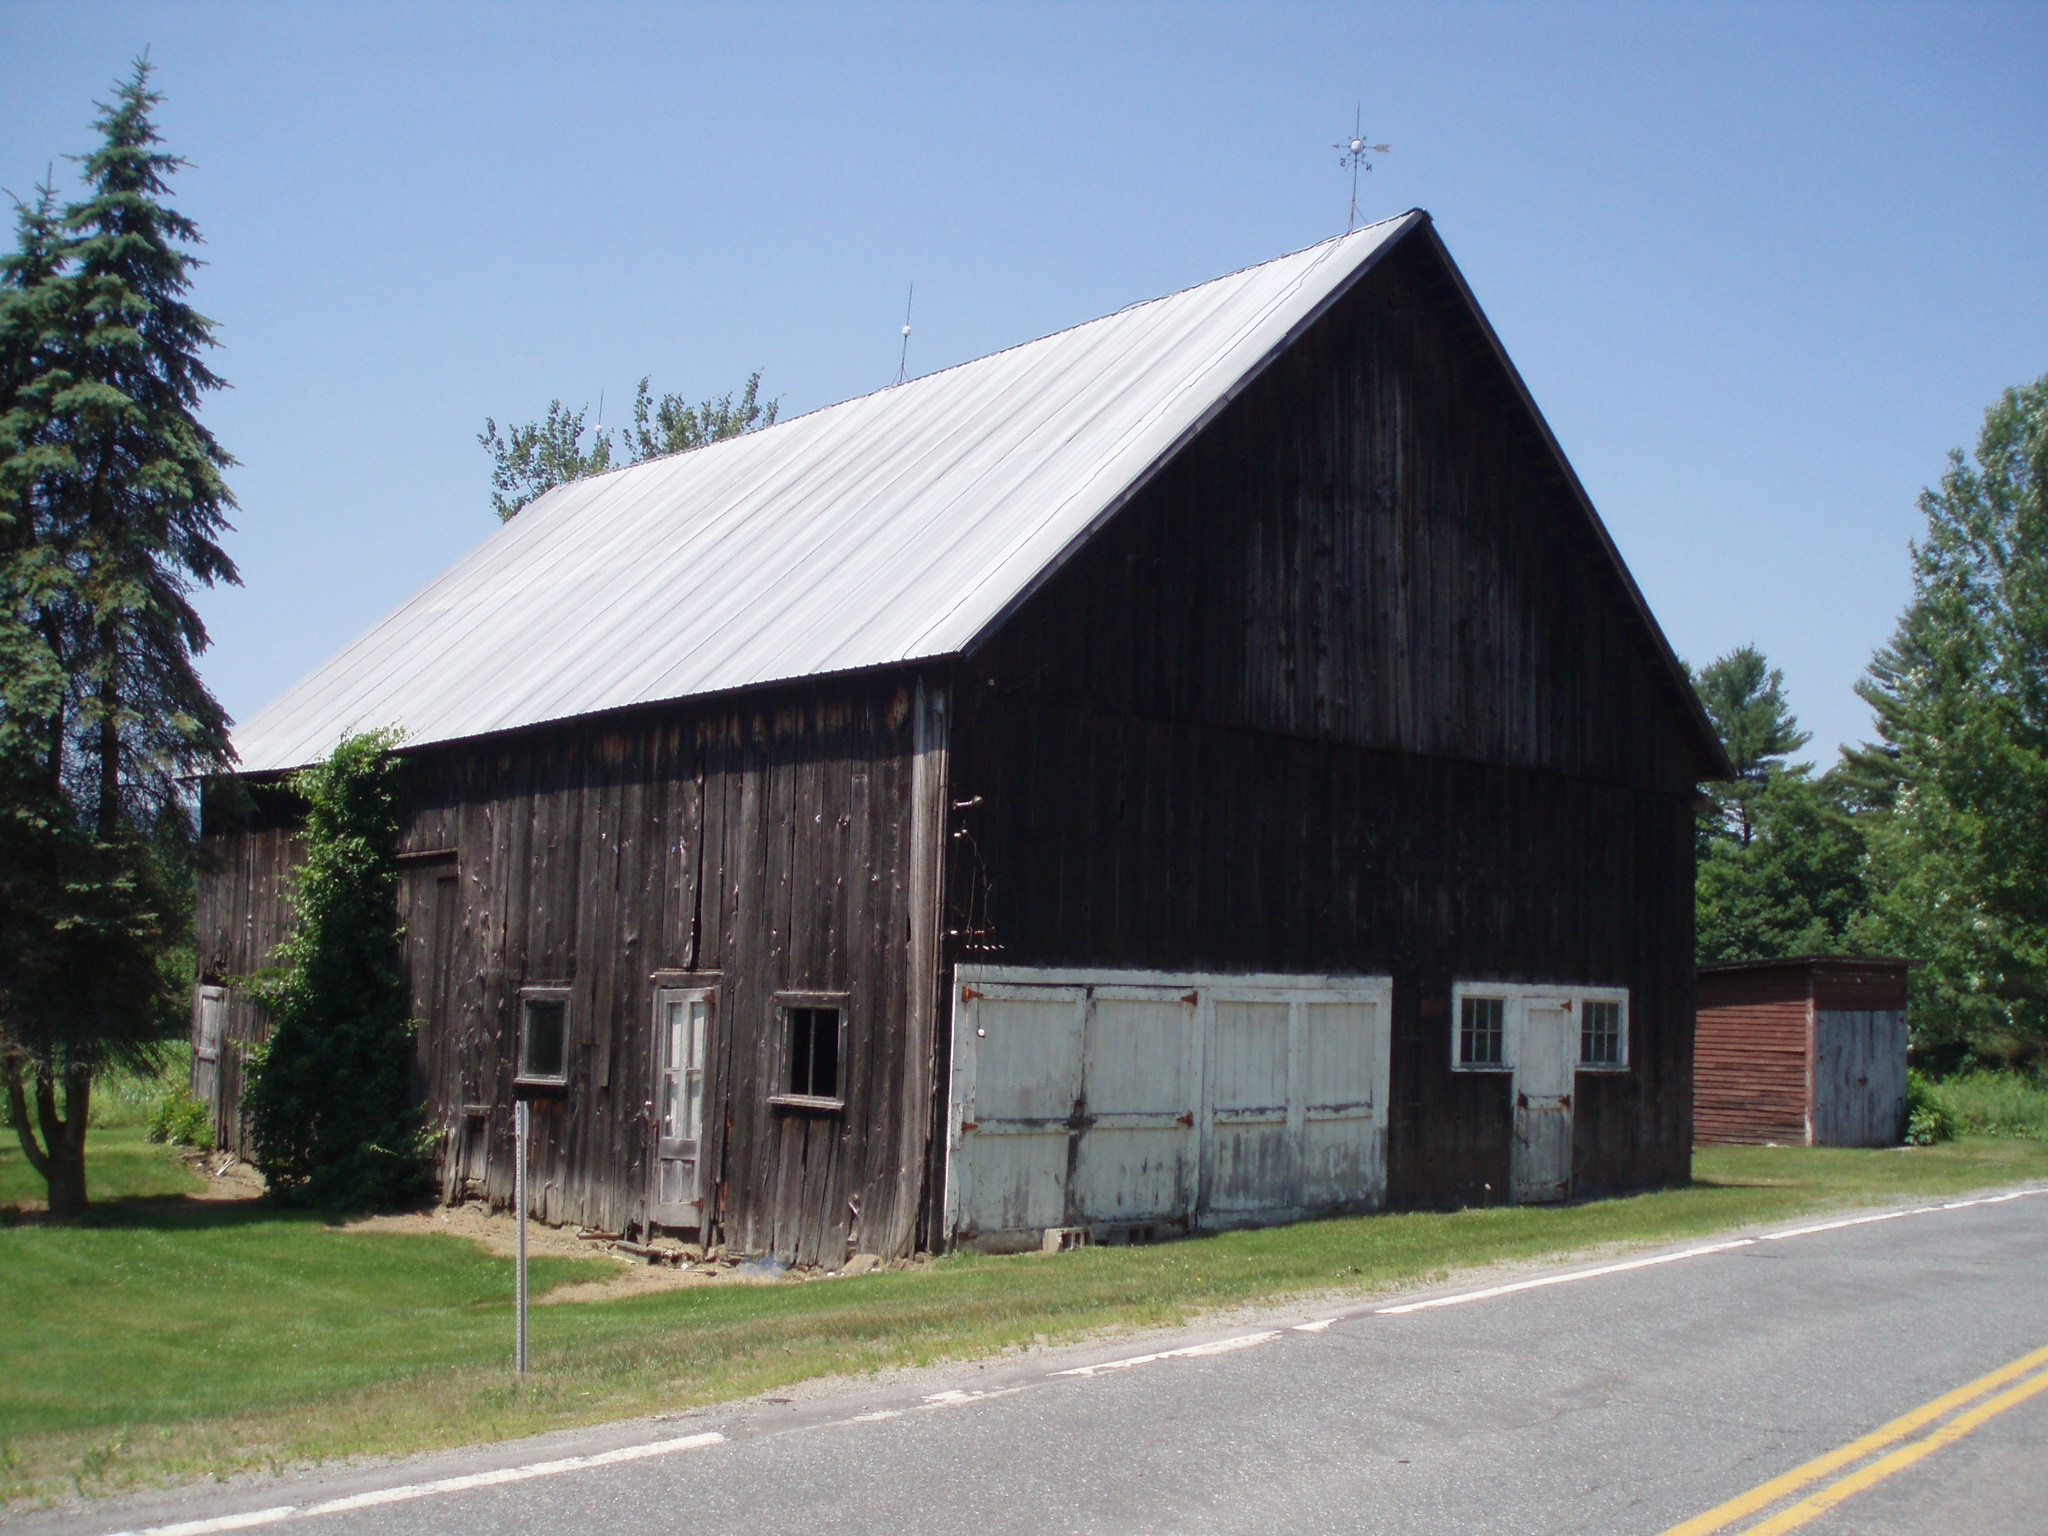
[[231, 215, 1420, 772]]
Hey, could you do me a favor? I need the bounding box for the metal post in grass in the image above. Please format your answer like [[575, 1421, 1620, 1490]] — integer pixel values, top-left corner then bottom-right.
[[515, 1097, 530, 1374]]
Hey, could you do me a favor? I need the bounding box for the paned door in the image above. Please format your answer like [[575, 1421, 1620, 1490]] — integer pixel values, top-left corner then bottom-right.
[[650, 986, 714, 1227], [1511, 997, 1575, 1203]]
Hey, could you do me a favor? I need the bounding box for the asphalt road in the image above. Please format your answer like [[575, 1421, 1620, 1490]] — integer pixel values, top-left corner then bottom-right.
[[20, 1186, 2048, 1536]]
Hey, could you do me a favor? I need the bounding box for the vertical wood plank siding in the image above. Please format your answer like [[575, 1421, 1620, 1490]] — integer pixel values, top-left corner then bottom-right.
[[191, 784, 304, 1156], [945, 234, 1706, 1207], [199, 675, 936, 1262]]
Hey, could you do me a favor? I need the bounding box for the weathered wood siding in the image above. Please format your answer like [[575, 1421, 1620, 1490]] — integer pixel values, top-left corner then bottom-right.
[[1695, 960, 1911, 1147], [1813, 1009, 1909, 1147], [191, 784, 303, 1155], [1693, 973, 1810, 1145], [199, 673, 944, 1262], [943, 230, 1707, 1208]]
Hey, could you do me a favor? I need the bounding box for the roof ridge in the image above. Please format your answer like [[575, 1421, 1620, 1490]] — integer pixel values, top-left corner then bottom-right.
[[597, 214, 1421, 485]]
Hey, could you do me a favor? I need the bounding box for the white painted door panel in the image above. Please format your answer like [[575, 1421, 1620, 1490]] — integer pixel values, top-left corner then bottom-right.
[[951, 987, 1086, 1237], [1300, 999, 1386, 1207], [1511, 999, 1574, 1203], [1071, 988, 1196, 1221], [1203, 1000, 1294, 1216], [650, 987, 713, 1227]]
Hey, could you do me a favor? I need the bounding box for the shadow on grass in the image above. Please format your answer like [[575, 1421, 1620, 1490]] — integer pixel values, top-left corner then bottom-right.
[[2, 1191, 373, 1234]]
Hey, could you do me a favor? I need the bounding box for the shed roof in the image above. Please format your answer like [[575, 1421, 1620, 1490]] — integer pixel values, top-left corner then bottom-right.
[[231, 211, 1722, 776]]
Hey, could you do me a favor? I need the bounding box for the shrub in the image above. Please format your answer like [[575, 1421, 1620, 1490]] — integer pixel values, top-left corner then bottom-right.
[[243, 730, 430, 1211], [1926, 1069, 2048, 1141], [1904, 1071, 1956, 1145], [145, 1086, 214, 1150]]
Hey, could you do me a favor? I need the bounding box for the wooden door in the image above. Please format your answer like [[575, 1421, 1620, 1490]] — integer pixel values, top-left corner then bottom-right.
[[1202, 998, 1295, 1219], [1511, 998, 1574, 1203], [949, 985, 1087, 1239], [650, 986, 714, 1228], [1813, 1009, 1909, 1146], [1299, 996, 1388, 1208], [1069, 987, 1198, 1224], [192, 986, 227, 1122]]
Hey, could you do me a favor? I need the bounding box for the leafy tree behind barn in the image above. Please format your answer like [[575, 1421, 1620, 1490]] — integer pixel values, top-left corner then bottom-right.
[[0, 59, 238, 1215], [1847, 374, 2048, 1069], [480, 371, 778, 520]]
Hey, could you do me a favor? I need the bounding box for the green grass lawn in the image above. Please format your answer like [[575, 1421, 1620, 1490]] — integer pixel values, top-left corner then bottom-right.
[[3, 1131, 2045, 1507], [0, 1124, 204, 1209]]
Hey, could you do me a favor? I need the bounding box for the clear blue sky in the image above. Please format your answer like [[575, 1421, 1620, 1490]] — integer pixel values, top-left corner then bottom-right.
[[5, 2, 2044, 765]]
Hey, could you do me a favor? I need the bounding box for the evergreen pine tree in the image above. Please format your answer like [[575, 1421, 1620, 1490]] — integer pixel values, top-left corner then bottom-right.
[[1689, 647, 1868, 963], [0, 59, 238, 1214]]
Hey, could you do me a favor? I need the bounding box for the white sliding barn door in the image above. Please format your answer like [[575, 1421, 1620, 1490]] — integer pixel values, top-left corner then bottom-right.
[[1202, 999, 1294, 1221], [1070, 987, 1199, 1223], [948, 985, 1087, 1237], [947, 970, 1391, 1248], [1300, 997, 1389, 1207]]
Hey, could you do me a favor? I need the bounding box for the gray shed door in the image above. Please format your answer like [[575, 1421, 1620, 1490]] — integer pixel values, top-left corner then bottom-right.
[[1511, 998, 1575, 1204], [650, 987, 713, 1227], [1812, 1009, 1908, 1147]]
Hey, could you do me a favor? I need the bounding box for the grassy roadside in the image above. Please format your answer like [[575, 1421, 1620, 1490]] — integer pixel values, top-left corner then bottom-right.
[[4, 1136, 2047, 1507]]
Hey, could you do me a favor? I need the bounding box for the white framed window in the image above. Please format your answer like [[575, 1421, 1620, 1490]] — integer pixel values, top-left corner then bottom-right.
[[1458, 995, 1507, 1069], [1579, 998, 1625, 1068], [517, 986, 572, 1087], [1448, 983, 1630, 1072]]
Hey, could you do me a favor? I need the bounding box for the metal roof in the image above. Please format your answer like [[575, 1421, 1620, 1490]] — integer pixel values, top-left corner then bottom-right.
[[232, 215, 1421, 772]]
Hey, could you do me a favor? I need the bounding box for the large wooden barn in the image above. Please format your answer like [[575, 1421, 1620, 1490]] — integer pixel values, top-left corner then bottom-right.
[[197, 210, 1728, 1263]]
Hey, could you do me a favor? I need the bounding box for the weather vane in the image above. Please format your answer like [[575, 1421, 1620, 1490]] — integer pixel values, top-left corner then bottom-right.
[[1334, 107, 1391, 233]]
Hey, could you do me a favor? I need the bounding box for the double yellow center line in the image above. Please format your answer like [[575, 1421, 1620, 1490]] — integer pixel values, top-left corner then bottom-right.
[[1659, 1340, 2048, 1535]]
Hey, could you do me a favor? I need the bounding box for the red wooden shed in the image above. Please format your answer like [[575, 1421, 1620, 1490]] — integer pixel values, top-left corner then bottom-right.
[[1694, 957, 1913, 1147]]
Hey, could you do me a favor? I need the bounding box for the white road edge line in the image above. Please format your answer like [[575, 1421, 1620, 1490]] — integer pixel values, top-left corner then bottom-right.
[[1757, 1207, 1933, 1240], [1054, 1330, 1280, 1377], [1375, 1185, 2048, 1318], [1376, 1241, 1758, 1314], [105, 1433, 725, 1536], [1293, 1319, 1338, 1333]]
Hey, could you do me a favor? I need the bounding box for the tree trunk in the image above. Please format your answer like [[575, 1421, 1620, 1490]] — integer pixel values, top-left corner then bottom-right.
[[29, 1061, 90, 1217], [2, 1047, 53, 1184]]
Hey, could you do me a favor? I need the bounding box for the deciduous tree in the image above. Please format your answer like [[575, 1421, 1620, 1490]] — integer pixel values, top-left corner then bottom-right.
[[480, 371, 778, 520], [1847, 374, 2048, 1067]]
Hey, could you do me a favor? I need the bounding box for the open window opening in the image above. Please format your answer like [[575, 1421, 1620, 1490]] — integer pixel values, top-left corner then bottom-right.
[[517, 988, 571, 1087], [770, 999, 845, 1111]]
